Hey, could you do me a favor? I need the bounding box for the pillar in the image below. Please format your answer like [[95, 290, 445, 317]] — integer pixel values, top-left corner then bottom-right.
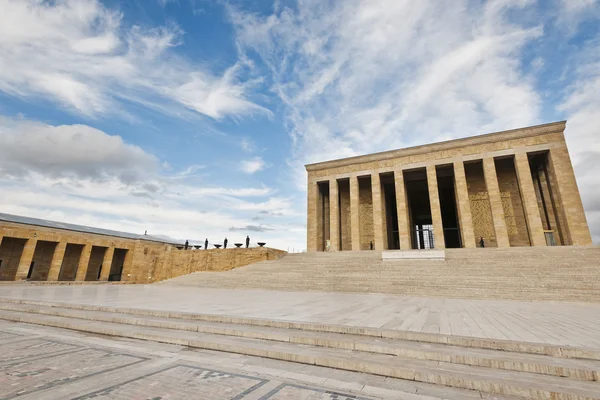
[[329, 179, 340, 251], [426, 165, 446, 249], [514, 152, 547, 246], [307, 180, 319, 252], [547, 145, 592, 245], [483, 157, 510, 247], [349, 176, 361, 251], [453, 160, 476, 248], [46, 242, 67, 281], [371, 173, 386, 250], [75, 244, 92, 281], [15, 238, 37, 280], [394, 169, 411, 250], [99, 246, 115, 281]]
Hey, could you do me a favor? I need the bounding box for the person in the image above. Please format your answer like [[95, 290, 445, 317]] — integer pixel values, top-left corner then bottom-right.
[[184, 240, 189, 250], [246, 235, 250, 248], [479, 237, 485, 248], [224, 237, 228, 249], [204, 238, 208, 250]]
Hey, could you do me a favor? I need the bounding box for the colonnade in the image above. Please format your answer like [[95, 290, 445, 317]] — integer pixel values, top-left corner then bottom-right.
[[307, 144, 591, 252], [0, 231, 134, 282]]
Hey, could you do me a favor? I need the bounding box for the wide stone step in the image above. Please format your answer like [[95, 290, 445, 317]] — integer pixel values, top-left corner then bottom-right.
[[0, 300, 599, 383], [1, 306, 599, 399]]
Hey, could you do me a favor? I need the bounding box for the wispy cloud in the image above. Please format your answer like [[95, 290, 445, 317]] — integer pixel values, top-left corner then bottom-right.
[[241, 156, 267, 174], [0, 0, 267, 120], [229, 0, 543, 188]]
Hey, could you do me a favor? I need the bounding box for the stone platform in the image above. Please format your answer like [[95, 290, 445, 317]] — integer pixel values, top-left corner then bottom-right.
[[1, 288, 600, 398], [381, 250, 445, 260]]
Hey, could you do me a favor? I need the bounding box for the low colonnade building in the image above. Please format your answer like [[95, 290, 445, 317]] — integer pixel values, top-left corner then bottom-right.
[[306, 121, 592, 251], [0, 213, 176, 283]]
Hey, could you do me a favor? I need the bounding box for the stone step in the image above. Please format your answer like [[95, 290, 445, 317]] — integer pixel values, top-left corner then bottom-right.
[[0, 300, 599, 383], [1, 307, 599, 399]]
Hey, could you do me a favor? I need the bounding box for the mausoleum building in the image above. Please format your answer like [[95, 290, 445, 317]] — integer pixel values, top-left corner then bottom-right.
[[306, 121, 592, 252]]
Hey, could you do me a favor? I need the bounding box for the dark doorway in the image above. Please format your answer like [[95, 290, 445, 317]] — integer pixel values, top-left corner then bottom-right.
[[109, 249, 127, 281], [529, 151, 566, 246], [317, 182, 330, 251], [0, 237, 27, 281], [404, 169, 435, 249], [436, 165, 462, 248], [381, 173, 399, 249]]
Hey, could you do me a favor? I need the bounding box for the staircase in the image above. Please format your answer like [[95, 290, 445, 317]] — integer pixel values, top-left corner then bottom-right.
[[160, 246, 600, 302], [0, 298, 599, 399]]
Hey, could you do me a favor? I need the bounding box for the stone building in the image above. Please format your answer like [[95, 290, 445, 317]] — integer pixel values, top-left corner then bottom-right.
[[0, 213, 177, 282], [306, 121, 592, 252], [0, 213, 285, 283]]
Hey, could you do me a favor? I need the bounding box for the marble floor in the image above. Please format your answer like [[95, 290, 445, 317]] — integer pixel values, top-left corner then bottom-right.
[[0, 285, 599, 349]]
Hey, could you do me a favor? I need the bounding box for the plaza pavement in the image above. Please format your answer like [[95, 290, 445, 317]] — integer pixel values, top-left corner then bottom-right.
[[0, 319, 507, 399], [1, 284, 599, 350]]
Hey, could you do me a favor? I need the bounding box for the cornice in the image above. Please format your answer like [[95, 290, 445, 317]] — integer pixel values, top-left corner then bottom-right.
[[305, 121, 566, 172]]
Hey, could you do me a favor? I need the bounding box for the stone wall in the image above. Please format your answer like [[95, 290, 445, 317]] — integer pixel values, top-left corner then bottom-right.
[[465, 162, 498, 247], [148, 247, 287, 282], [339, 180, 352, 251], [495, 158, 530, 247], [358, 177, 374, 250]]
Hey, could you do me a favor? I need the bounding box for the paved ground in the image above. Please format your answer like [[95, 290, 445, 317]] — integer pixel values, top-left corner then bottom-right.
[[1, 285, 600, 349], [0, 319, 495, 400]]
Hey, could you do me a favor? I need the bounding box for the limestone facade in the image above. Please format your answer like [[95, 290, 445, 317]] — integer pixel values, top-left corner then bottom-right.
[[306, 121, 592, 251], [0, 215, 285, 283]]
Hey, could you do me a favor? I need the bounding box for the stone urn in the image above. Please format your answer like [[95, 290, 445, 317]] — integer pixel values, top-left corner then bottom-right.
[[176, 246, 184, 250], [213, 244, 222, 249], [234, 243, 243, 248], [257, 242, 266, 247], [194, 245, 202, 250]]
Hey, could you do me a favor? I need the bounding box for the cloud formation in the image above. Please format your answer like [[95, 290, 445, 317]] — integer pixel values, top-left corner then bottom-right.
[[0, 115, 302, 249], [241, 156, 267, 174], [0, 0, 266, 119]]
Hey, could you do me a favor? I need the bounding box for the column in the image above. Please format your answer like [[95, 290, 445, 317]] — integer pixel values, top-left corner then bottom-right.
[[329, 179, 340, 251], [15, 238, 37, 280], [426, 165, 446, 249], [371, 173, 385, 250], [483, 157, 510, 247], [394, 170, 411, 250], [514, 152, 547, 247], [547, 146, 592, 245], [75, 244, 92, 281], [307, 180, 319, 252], [453, 160, 476, 248], [349, 176, 361, 251], [46, 242, 67, 281], [99, 246, 115, 281]]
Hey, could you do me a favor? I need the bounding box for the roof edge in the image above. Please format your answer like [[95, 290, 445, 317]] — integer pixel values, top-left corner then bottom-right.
[[305, 121, 566, 172]]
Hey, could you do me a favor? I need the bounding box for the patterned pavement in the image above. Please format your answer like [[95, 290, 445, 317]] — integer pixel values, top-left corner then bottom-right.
[[0, 324, 380, 400]]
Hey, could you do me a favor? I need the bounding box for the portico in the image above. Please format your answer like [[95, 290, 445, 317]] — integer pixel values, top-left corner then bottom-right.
[[306, 121, 592, 251]]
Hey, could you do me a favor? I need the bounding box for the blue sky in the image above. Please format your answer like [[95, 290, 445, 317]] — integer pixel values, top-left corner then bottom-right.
[[0, 0, 599, 250]]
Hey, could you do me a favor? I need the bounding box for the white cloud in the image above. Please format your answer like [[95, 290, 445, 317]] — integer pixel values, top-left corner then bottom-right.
[[0, 0, 267, 120], [240, 156, 267, 174], [0, 116, 157, 183], [0, 116, 303, 250], [229, 0, 543, 188]]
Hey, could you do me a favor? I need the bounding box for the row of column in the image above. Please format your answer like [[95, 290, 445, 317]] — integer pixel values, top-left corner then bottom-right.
[[311, 151, 559, 251], [0, 237, 132, 281]]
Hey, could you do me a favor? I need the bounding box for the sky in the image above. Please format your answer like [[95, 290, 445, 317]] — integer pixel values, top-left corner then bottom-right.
[[0, 0, 599, 250]]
